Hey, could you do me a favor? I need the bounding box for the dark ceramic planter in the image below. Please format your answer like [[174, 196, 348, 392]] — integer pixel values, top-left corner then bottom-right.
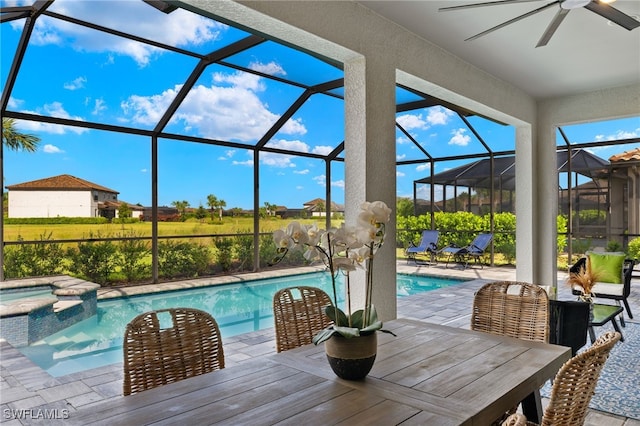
[[324, 332, 377, 380]]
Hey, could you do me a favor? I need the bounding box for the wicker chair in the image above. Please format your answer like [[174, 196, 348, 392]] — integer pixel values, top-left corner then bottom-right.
[[273, 286, 333, 352], [471, 281, 549, 343], [123, 308, 225, 396], [501, 331, 621, 426]]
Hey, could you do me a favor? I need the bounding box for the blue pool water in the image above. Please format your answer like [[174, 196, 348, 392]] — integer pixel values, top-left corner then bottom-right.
[[18, 272, 465, 377]]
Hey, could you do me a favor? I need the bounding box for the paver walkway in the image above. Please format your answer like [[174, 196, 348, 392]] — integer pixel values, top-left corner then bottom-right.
[[1, 262, 639, 425]]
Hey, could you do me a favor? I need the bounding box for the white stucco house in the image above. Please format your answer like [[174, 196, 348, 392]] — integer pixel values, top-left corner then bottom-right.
[[5, 174, 134, 219]]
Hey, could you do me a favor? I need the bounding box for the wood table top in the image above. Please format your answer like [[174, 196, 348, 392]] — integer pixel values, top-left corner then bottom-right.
[[69, 318, 570, 425]]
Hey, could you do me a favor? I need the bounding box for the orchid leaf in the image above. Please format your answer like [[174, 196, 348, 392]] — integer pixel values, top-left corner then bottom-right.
[[324, 305, 349, 326], [333, 325, 361, 338], [312, 328, 337, 345], [360, 321, 383, 333]]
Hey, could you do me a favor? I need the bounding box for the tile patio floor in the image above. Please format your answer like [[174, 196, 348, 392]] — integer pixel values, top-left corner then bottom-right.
[[1, 261, 639, 425]]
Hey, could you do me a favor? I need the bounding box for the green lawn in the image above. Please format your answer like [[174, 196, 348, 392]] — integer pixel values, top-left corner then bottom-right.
[[3, 216, 335, 242]]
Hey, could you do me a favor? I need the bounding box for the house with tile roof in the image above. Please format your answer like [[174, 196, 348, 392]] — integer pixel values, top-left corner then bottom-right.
[[609, 148, 640, 237], [4, 174, 138, 219]]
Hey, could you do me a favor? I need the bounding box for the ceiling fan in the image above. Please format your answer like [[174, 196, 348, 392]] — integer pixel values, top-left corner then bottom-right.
[[439, 0, 640, 47]]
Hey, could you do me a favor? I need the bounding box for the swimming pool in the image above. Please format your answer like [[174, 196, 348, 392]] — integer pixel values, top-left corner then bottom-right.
[[18, 272, 465, 377]]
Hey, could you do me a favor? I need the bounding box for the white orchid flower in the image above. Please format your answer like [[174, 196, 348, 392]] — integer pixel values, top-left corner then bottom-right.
[[358, 201, 391, 229], [305, 223, 322, 246], [349, 245, 370, 268], [332, 257, 357, 273], [273, 229, 294, 252], [286, 221, 309, 245]]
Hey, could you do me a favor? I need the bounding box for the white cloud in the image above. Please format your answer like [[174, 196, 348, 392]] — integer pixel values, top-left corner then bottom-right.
[[64, 76, 87, 90], [232, 159, 254, 166], [140, 168, 148, 173], [43, 144, 64, 154], [218, 150, 236, 160], [312, 145, 334, 155], [396, 136, 410, 145], [313, 175, 326, 186], [595, 128, 640, 141], [19, 102, 88, 135], [397, 171, 405, 177], [249, 61, 286, 76], [92, 99, 107, 115], [397, 113, 428, 131], [416, 163, 431, 172], [426, 106, 454, 125], [7, 97, 23, 109], [266, 139, 310, 152], [122, 71, 307, 141], [397, 154, 406, 160], [296, 185, 304, 190], [449, 128, 471, 146], [396, 106, 454, 133], [32, 2, 226, 67], [294, 169, 310, 175], [331, 180, 345, 189]]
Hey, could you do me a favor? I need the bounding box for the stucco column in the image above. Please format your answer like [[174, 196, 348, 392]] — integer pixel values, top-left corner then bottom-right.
[[534, 117, 560, 292], [344, 56, 397, 322], [515, 126, 535, 283]]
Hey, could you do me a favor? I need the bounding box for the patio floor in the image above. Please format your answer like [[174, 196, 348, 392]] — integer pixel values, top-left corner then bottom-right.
[[1, 261, 639, 425]]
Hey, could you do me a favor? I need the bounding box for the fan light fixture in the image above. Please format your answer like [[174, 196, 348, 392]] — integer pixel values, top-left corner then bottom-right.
[[561, 0, 590, 9]]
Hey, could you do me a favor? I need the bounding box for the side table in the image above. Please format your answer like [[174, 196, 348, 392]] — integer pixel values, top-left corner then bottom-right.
[[588, 303, 624, 343]]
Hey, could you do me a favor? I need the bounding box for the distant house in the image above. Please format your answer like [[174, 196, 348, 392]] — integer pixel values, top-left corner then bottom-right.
[[5, 174, 126, 219], [303, 198, 345, 217]]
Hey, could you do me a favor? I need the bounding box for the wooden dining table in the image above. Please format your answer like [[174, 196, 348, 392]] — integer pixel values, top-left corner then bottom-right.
[[69, 318, 570, 425]]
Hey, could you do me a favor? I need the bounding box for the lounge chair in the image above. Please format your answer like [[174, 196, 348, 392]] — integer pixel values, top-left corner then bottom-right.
[[440, 232, 493, 269], [569, 252, 635, 326], [405, 230, 439, 265]]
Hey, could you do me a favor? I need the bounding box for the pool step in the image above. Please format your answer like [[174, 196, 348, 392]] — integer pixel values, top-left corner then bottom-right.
[[53, 300, 83, 313]]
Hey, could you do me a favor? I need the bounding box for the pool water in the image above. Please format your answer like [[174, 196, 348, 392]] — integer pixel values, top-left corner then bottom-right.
[[0, 287, 53, 304], [18, 272, 464, 377]]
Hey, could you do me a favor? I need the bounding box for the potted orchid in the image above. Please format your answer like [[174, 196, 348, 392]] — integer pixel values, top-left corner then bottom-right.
[[272, 201, 393, 379]]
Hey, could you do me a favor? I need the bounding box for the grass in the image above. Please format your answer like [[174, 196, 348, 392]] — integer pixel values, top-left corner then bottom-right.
[[3, 216, 330, 242]]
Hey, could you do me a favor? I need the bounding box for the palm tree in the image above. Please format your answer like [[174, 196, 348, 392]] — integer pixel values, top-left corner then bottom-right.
[[2, 118, 40, 152], [207, 194, 226, 221]]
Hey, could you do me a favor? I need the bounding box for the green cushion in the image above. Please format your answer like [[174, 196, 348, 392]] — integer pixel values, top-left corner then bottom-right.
[[588, 252, 625, 284]]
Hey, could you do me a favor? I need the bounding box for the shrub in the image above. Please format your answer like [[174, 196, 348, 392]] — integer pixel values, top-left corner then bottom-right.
[[234, 230, 253, 271], [606, 240, 622, 252], [214, 237, 234, 272], [3, 232, 66, 278], [628, 237, 640, 260], [571, 238, 592, 255], [158, 240, 211, 279], [116, 230, 150, 282], [67, 232, 118, 284], [557, 214, 568, 254]]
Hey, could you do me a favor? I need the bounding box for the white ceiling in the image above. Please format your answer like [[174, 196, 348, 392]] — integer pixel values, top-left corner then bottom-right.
[[359, 0, 640, 100]]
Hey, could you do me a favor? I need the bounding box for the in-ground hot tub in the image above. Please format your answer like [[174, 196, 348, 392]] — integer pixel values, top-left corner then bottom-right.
[[0, 276, 99, 347]]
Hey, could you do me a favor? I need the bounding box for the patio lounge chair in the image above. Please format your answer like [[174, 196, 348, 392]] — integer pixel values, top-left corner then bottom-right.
[[501, 331, 621, 426], [405, 230, 439, 264], [123, 308, 225, 396], [569, 252, 635, 326], [440, 232, 493, 269]]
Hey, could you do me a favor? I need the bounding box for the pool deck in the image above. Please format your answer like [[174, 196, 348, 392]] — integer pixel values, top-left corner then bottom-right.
[[1, 261, 639, 425]]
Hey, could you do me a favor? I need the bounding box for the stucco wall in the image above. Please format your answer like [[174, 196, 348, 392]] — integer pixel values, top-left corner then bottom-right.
[[8, 191, 94, 218]]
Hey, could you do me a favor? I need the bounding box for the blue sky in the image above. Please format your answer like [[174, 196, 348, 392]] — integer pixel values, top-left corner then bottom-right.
[[2, 0, 639, 210]]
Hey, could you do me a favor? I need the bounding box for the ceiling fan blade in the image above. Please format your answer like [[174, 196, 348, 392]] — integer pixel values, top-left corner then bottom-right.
[[465, 1, 560, 41], [439, 0, 541, 12], [536, 8, 570, 47], [584, 1, 640, 31]]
